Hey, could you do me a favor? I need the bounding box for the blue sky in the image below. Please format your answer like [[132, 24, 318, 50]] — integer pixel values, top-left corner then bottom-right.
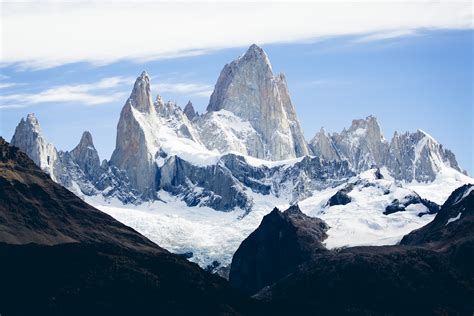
[[0, 2, 472, 174]]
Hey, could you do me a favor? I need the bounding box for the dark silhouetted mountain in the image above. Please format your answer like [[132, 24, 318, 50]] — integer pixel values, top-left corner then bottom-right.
[[401, 184, 473, 246], [230, 188, 474, 315], [229, 205, 328, 295], [0, 137, 261, 316]]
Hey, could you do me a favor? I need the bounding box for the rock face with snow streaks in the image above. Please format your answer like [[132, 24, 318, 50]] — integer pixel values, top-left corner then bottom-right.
[[10, 113, 59, 181], [110, 71, 158, 198], [387, 129, 463, 182], [8, 44, 470, 216], [70, 131, 101, 181], [206, 44, 309, 160], [309, 127, 340, 162], [331, 115, 388, 171], [309, 116, 465, 182], [183, 101, 197, 120], [10, 115, 139, 203]]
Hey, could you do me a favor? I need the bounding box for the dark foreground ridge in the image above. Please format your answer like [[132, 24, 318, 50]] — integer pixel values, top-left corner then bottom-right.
[[0, 138, 260, 316], [230, 186, 474, 315], [229, 205, 329, 295]]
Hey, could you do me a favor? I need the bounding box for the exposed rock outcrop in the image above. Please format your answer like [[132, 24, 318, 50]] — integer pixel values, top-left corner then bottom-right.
[[401, 184, 473, 245], [110, 71, 159, 197], [327, 184, 353, 206], [157, 153, 354, 211], [229, 205, 328, 295], [309, 116, 465, 182], [331, 115, 388, 171], [10, 113, 59, 181], [384, 193, 440, 216], [387, 129, 464, 182], [183, 101, 197, 120], [70, 131, 101, 181], [206, 44, 309, 160], [309, 127, 340, 161]]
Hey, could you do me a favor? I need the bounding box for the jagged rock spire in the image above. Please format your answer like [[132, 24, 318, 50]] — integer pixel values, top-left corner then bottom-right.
[[110, 71, 159, 197], [205, 44, 309, 160], [183, 101, 196, 120], [71, 131, 101, 179], [310, 115, 464, 182], [309, 127, 340, 161], [10, 113, 58, 180], [129, 71, 153, 113]]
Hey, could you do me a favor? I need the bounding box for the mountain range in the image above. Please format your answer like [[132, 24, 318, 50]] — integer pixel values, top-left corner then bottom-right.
[[2, 43, 473, 315], [8, 44, 473, 269], [1, 136, 472, 315]]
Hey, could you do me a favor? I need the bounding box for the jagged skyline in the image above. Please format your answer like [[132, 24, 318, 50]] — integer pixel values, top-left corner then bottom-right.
[[1, 32, 472, 174]]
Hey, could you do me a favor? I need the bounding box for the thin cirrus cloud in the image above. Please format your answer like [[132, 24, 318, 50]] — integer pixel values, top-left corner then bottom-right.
[[0, 75, 214, 108], [0, 76, 132, 109], [0, 83, 18, 89], [1, 1, 472, 70]]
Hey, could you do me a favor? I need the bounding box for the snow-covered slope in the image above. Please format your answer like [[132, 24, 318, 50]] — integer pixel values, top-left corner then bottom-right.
[[87, 168, 456, 268], [299, 169, 438, 249]]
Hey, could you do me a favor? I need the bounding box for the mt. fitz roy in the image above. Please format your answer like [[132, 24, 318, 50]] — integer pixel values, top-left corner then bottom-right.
[[10, 44, 469, 213]]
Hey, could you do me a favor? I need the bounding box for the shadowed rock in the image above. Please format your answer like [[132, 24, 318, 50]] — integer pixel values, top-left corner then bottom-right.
[[229, 205, 328, 295]]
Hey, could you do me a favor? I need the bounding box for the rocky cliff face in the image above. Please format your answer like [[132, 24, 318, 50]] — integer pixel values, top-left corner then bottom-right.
[[275, 73, 309, 157], [10, 115, 139, 203], [309, 127, 340, 161], [10, 113, 59, 181], [157, 153, 353, 211], [387, 129, 463, 182], [183, 101, 196, 120], [401, 184, 473, 245], [206, 44, 309, 160], [331, 115, 389, 171], [70, 131, 101, 181], [309, 116, 465, 182], [110, 71, 159, 197]]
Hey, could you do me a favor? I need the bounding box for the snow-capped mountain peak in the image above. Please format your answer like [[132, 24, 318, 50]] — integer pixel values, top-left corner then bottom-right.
[[70, 131, 101, 180], [205, 44, 309, 160], [129, 70, 153, 113], [240, 43, 273, 71], [10, 113, 58, 181], [309, 127, 340, 162], [183, 101, 196, 120]]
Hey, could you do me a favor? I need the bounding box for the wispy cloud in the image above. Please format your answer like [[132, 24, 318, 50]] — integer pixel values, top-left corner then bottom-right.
[[0, 74, 214, 109], [354, 30, 416, 43], [0, 83, 18, 89], [1, 2, 472, 70], [0, 76, 131, 109]]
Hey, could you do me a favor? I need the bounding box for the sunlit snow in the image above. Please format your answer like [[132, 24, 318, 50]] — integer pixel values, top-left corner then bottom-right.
[[83, 169, 467, 268]]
